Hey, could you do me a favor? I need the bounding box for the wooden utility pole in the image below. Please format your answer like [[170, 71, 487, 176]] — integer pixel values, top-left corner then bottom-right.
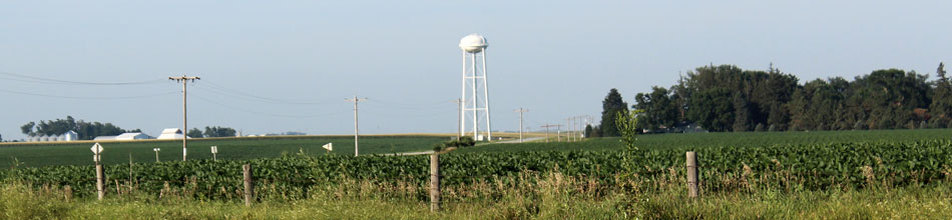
[[457, 99, 462, 141], [686, 151, 699, 198], [566, 117, 573, 142], [169, 75, 200, 161], [346, 96, 367, 157], [541, 124, 561, 143], [515, 108, 528, 142]]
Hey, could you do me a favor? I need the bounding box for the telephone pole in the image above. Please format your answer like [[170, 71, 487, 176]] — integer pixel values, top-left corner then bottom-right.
[[453, 99, 463, 141], [346, 96, 367, 157], [566, 117, 573, 142], [169, 74, 199, 161], [514, 108, 528, 142], [571, 116, 580, 141], [541, 124, 561, 143]]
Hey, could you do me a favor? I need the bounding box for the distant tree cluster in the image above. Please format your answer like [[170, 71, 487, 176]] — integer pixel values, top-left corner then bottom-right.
[[19, 116, 141, 140], [433, 136, 476, 152], [187, 128, 203, 138], [626, 63, 951, 132], [185, 126, 238, 138], [204, 126, 237, 137], [587, 88, 628, 137]]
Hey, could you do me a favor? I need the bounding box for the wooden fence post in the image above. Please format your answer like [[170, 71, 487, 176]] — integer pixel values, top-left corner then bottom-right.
[[430, 153, 441, 212], [95, 164, 104, 201], [243, 164, 254, 207], [686, 151, 699, 198], [64, 185, 73, 202]]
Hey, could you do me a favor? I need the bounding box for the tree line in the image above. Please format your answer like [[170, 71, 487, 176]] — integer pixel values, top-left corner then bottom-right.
[[589, 63, 952, 136], [19, 116, 141, 140], [18, 116, 238, 140], [187, 126, 238, 138]]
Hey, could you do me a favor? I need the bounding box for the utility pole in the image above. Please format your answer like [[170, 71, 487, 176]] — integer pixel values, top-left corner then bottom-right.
[[169, 74, 199, 161], [572, 116, 580, 141], [566, 117, 573, 142], [346, 96, 367, 157], [541, 124, 561, 143], [453, 99, 462, 141], [514, 108, 528, 143]]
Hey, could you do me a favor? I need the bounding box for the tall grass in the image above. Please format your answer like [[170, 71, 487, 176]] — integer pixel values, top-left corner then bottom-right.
[[2, 171, 951, 219]]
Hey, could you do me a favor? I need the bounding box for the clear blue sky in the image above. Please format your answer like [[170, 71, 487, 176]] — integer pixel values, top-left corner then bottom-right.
[[1, 1, 950, 140]]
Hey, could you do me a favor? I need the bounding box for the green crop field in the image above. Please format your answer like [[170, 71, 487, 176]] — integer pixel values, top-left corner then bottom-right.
[[0, 135, 451, 167], [457, 128, 952, 153], [4, 129, 951, 167], [3, 129, 951, 218]]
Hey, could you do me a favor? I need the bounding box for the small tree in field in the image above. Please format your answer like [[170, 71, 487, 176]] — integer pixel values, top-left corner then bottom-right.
[[615, 109, 644, 175], [616, 109, 643, 152]]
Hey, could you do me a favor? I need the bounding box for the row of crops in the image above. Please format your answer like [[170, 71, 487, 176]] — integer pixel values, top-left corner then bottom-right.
[[3, 139, 951, 200]]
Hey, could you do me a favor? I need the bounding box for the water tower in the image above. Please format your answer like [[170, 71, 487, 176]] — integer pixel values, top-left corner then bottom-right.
[[459, 33, 493, 141]]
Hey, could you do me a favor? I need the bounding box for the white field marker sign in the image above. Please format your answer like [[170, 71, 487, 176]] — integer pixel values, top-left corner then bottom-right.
[[322, 143, 333, 151], [90, 143, 104, 162], [211, 146, 219, 161], [153, 148, 161, 162]]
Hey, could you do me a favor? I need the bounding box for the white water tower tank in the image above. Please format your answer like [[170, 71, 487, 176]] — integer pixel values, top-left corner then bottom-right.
[[459, 34, 488, 53]]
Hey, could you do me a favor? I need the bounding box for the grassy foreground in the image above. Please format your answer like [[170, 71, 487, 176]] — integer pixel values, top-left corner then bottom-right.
[[2, 180, 950, 219]]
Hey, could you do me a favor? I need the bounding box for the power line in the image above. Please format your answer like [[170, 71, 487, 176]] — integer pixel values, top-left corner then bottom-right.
[[0, 88, 175, 100], [194, 86, 334, 105], [191, 94, 349, 118], [0, 71, 165, 85], [540, 124, 561, 143], [366, 98, 458, 107], [200, 81, 334, 105]]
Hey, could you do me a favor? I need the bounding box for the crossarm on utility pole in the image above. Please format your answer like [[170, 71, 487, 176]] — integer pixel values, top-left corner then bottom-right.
[[169, 75, 200, 161]]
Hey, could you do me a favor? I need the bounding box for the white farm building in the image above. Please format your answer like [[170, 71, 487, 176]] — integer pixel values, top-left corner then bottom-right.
[[157, 128, 186, 140], [117, 132, 153, 140], [93, 132, 154, 141]]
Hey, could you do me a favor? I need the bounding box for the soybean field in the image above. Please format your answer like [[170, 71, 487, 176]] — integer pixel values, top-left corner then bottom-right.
[[0, 135, 451, 167]]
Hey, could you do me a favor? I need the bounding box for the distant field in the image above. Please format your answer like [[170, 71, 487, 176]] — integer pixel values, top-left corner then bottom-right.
[[0, 135, 452, 167], [456, 128, 952, 153], [4, 129, 950, 167]]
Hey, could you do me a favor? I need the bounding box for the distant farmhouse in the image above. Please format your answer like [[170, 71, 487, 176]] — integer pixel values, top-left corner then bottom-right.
[[93, 132, 154, 141], [157, 128, 186, 140]]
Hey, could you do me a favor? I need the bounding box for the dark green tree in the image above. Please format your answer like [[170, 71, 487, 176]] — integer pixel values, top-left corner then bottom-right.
[[732, 92, 751, 131], [599, 88, 628, 136], [584, 124, 594, 138], [187, 128, 203, 138], [687, 87, 734, 132], [20, 122, 35, 136], [930, 62, 952, 127], [613, 64, 945, 132], [634, 86, 678, 132], [204, 126, 237, 137]]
